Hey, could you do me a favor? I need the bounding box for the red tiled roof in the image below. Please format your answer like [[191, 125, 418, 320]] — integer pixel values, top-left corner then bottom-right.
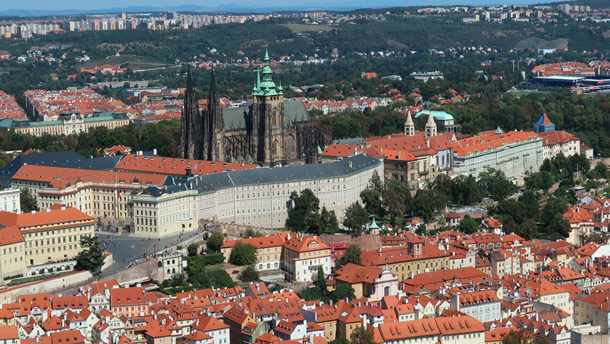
[[0, 205, 94, 231], [116, 154, 257, 176], [0, 226, 24, 246]]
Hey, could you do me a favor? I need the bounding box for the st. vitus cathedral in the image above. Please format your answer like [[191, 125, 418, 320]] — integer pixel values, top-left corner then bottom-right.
[[179, 49, 331, 167]]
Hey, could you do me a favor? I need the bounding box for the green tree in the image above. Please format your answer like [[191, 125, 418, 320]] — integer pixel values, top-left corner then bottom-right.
[[187, 243, 200, 256], [229, 242, 258, 266], [320, 207, 340, 233], [382, 181, 409, 220], [286, 189, 320, 232], [520, 190, 540, 221], [593, 162, 609, 179], [331, 283, 355, 302], [343, 202, 368, 237], [305, 211, 324, 235], [316, 266, 326, 290], [360, 189, 383, 218], [478, 169, 516, 201], [206, 232, 225, 252], [20, 188, 39, 213], [75, 236, 105, 273], [336, 244, 362, 268], [240, 265, 259, 282], [350, 326, 374, 344], [457, 215, 479, 234]]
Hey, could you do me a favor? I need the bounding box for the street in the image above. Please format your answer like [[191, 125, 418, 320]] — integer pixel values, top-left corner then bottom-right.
[[96, 229, 202, 277]]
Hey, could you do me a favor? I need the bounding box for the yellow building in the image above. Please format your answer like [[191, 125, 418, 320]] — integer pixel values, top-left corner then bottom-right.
[[220, 233, 289, 271], [361, 240, 451, 281], [0, 226, 27, 279], [0, 204, 95, 267]]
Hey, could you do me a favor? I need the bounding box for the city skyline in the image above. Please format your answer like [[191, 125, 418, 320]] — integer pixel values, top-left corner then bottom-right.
[[3, 0, 566, 15]]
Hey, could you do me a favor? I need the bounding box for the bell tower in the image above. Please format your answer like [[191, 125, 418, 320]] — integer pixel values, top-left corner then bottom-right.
[[251, 48, 284, 166]]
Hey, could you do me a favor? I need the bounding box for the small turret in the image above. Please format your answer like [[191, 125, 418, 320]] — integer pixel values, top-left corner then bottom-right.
[[425, 113, 437, 137], [405, 113, 415, 136]]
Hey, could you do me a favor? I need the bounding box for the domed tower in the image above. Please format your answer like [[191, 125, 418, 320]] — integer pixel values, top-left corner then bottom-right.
[[425, 113, 437, 137]]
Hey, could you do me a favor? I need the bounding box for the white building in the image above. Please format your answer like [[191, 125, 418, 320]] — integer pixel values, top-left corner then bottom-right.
[[0, 188, 20, 213], [449, 290, 501, 323], [132, 154, 384, 237]]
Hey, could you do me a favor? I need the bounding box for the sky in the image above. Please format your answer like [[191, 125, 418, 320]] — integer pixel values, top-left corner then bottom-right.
[[3, 0, 560, 12]]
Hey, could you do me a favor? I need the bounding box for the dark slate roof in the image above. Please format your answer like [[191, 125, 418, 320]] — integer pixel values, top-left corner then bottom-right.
[[333, 137, 365, 145], [221, 100, 309, 130], [69, 156, 123, 170], [145, 154, 381, 198], [0, 151, 84, 178]]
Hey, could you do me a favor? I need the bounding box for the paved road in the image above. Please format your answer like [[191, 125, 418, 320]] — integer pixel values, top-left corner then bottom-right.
[[97, 230, 203, 277]]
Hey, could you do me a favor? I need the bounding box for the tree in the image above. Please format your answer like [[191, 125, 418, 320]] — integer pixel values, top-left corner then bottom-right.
[[336, 244, 362, 268], [286, 189, 320, 232], [229, 242, 258, 266], [478, 169, 515, 201], [305, 211, 324, 235], [316, 266, 326, 290], [240, 265, 259, 282], [382, 181, 409, 219], [350, 326, 374, 344], [457, 215, 479, 234], [187, 243, 200, 256], [75, 236, 105, 273], [331, 283, 355, 302], [343, 202, 368, 237], [207, 232, 225, 252], [20, 188, 39, 213], [320, 207, 340, 233], [360, 189, 383, 218], [370, 171, 383, 191], [593, 162, 609, 179], [502, 329, 535, 344], [520, 190, 540, 221]]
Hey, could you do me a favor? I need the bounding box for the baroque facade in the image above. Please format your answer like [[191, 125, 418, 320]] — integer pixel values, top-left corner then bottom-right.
[[180, 50, 330, 166]]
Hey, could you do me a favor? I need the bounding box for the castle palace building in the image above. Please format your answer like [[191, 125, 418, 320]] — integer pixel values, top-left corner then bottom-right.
[[180, 49, 330, 166]]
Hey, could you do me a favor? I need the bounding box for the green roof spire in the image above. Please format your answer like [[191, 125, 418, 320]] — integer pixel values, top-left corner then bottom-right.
[[253, 47, 282, 97], [495, 126, 502, 135], [369, 217, 380, 229]]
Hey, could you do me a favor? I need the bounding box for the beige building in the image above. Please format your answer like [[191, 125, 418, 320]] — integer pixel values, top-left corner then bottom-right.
[[132, 190, 198, 237], [11, 165, 166, 220], [131, 154, 383, 237], [0, 204, 95, 267], [6, 112, 131, 138], [282, 233, 332, 283], [220, 233, 288, 271], [0, 226, 27, 279]]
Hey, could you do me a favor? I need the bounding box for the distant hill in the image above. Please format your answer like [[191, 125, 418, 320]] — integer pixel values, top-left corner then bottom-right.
[[514, 37, 569, 51]]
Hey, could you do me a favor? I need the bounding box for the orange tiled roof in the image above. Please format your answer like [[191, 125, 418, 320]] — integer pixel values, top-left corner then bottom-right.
[[116, 154, 257, 176], [0, 204, 94, 231], [0, 226, 24, 246]]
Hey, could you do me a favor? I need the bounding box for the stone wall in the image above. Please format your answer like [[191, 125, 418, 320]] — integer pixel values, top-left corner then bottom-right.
[[0, 271, 92, 303], [320, 234, 381, 251]]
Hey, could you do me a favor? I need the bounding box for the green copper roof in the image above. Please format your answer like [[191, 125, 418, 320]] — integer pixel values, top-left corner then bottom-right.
[[253, 48, 282, 97], [369, 217, 380, 229], [414, 110, 454, 121], [495, 126, 503, 134]]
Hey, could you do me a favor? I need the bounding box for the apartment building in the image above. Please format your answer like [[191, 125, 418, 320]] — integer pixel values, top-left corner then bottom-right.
[[452, 130, 543, 179], [449, 290, 501, 323], [282, 233, 332, 282], [361, 240, 451, 281], [0, 204, 95, 267], [375, 315, 485, 344], [109, 287, 152, 318], [220, 233, 288, 271]]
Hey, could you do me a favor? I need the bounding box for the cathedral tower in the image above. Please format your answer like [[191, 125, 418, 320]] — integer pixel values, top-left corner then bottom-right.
[[251, 49, 285, 166], [202, 67, 224, 161], [179, 67, 203, 160]]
